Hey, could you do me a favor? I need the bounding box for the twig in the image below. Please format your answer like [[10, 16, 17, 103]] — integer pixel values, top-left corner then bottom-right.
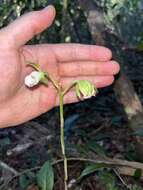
[[113, 169, 131, 190], [2, 156, 143, 189], [0, 161, 19, 175], [6, 143, 32, 156], [92, 124, 106, 135]]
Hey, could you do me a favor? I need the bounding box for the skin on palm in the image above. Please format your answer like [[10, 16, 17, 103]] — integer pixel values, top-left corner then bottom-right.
[[0, 5, 120, 128]]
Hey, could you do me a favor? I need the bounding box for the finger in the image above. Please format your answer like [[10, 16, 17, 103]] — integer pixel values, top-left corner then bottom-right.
[[3, 6, 56, 47], [23, 44, 112, 63], [51, 44, 112, 62], [59, 61, 120, 77], [52, 44, 112, 61], [60, 76, 114, 89]]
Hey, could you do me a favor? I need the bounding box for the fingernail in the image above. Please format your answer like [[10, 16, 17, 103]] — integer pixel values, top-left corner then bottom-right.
[[44, 5, 54, 10]]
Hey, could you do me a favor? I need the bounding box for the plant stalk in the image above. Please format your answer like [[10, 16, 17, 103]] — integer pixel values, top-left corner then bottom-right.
[[63, 81, 77, 96], [46, 74, 59, 90], [47, 74, 74, 190], [59, 90, 68, 190], [63, 0, 68, 10]]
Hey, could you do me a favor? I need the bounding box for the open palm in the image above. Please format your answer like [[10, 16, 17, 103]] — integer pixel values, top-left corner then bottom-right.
[[0, 6, 119, 128]]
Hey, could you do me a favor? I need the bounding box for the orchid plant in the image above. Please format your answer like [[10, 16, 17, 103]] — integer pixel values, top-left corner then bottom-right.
[[24, 62, 98, 190]]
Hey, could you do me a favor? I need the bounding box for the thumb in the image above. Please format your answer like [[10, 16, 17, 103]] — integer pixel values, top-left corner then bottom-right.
[[3, 5, 56, 47]]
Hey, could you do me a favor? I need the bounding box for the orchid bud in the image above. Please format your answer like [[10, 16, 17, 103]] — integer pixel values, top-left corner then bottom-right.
[[25, 71, 48, 87], [75, 80, 98, 99]]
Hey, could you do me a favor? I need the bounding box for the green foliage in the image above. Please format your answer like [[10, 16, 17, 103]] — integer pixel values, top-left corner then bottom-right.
[[0, 0, 48, 26], [36, 161, 54, 190], [74, 139, 107, 158], [0, 137, 11, 146], [0, 0, 92, 44], [79, 163, 105, 179], [0, 0, 64, 43], [19, 172, 35, 189], [99, 171, 119, 190], [133, 128, 143, 136], [86, 140, 107, 157], [133, 169, 142, 180], [137, 42, 143, 51], [19, 174, 30, 189], [95, 0, 143, 47], [131, 185, 143, 190]]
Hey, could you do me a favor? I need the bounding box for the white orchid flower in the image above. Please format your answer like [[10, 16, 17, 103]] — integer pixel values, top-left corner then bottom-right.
[[25, 71, 48, 87]]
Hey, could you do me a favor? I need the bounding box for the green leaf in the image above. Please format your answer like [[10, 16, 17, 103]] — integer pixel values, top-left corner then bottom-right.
[[79, 163, 105, 179], [41, 78, 49, 85], [37, 161, 54, 190], [94, 133, 110, 141], [137, 42, 143, 51], [0, 137, 11, 146], [106, 183, 119, 190], [132, 129, 143, 136], [131, 184, 142, 190], [19, 174, 30, 189], [75, 144, 90, 156], [133, 169, 142, 180], [76, 129, 89, 138], [99, 171, 115, 186], [111, 116, 123, 126], [86, 140, 106, 157]]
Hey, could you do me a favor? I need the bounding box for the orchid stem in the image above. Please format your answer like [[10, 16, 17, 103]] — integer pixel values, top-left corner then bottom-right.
[[63, 0, 68, 10], [59, 90, 68, 190], [62, 81, 77, 96], [48, 76, 59, 90], [48, 75, 76, 190]]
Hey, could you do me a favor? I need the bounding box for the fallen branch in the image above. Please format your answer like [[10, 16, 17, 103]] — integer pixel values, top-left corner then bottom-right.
[[1, 156, 143, 190], [0, 160, 19, 175]]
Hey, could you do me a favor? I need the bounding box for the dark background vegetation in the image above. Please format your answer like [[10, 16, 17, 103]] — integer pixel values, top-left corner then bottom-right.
[[0, 0, 143, 190]]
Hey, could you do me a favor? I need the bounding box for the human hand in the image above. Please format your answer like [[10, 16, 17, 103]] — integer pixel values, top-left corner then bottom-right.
[[0, 5, 120, 127]]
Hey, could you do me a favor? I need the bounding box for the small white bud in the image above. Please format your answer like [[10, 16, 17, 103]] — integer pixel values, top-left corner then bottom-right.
[[24, 71, 44, 87]]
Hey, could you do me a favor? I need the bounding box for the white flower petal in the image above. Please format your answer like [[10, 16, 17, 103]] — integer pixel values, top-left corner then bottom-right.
[[24, 71, 42, 87]]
